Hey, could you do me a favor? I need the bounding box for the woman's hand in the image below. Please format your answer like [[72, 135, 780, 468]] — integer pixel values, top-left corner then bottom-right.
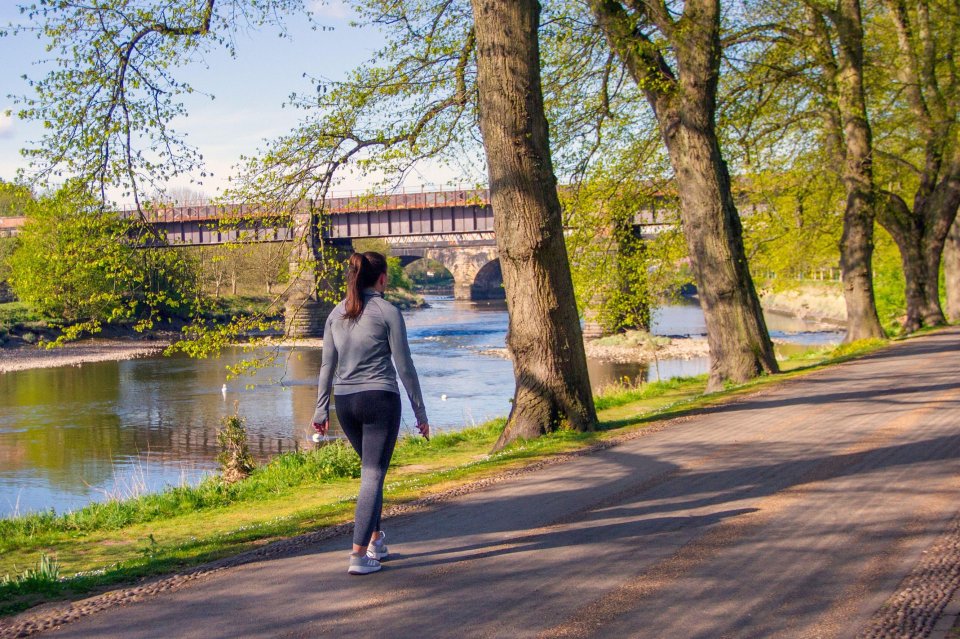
[[313, 419, 329, 436], [417, 422, 430, 440]]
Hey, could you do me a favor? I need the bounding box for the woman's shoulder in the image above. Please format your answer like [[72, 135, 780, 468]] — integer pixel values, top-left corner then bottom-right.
[[367, 295, 401, 319], [325, 300, 348, 321], [368, 294, 398, 311]]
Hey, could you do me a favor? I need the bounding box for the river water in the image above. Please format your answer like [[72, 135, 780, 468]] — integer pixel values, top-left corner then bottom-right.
[[0, 297, 841, 518]]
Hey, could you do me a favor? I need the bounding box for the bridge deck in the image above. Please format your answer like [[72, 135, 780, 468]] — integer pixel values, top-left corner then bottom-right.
[[0, 188, 670, 244]]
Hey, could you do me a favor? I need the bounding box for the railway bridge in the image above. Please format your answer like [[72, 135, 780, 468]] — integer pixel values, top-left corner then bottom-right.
[[1, 188, 673, 336]]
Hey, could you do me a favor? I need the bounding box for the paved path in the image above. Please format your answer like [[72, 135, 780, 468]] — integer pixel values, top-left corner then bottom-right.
[[10, 328, 960, 638]]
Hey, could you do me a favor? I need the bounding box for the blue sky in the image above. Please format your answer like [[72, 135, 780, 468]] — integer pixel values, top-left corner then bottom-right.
[[0, 1, 451, 201]]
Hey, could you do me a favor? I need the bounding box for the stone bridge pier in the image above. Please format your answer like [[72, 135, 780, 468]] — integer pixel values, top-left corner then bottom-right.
[[284, 212, 353, 338], [393, 243, 503, 301]]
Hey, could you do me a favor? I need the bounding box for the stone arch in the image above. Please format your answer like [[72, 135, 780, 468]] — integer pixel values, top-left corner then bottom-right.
[[396, 255, 423, 268], [422, 247, 499, 300], [385, 242, 499, 300], [399, 255, 455, 288], [470, 258, 505, 300]]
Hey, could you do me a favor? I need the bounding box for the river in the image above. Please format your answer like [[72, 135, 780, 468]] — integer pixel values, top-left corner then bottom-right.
[[0, 297, 841, 518]]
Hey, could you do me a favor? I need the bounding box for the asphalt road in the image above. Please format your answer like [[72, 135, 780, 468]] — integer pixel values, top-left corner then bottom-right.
[[12, 327, 960, 638]]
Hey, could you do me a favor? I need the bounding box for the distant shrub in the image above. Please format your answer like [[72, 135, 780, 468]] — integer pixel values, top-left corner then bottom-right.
[[8, 183, 202, 340], [593, 330, 671, 350]]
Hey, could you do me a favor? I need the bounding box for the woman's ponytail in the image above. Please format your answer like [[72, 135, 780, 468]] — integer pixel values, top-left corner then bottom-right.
[[343, 251, 388, 319]]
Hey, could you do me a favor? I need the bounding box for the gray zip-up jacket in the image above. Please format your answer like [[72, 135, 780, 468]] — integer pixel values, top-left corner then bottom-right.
[[312, 289, 428, 426]]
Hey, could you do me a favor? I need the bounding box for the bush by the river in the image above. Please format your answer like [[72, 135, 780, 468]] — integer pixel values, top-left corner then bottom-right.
[[7, 184, 203, 341], [217, 414, 256, 484]]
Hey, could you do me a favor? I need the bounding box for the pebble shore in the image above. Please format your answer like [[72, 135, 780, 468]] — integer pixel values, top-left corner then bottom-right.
[[479, 336, 711, 364], [0, 339, 169, 373]]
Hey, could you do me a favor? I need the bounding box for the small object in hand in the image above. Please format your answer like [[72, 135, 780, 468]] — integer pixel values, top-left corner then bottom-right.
[[312, 433, 322, 443], [313, 419, 329, 436]]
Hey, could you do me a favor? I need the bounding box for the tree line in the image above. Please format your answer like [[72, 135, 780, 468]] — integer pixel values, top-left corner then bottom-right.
[[4, 0, 958, 449]]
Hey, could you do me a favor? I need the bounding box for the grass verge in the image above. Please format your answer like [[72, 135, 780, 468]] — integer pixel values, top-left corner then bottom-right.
[[0, 337, 894, 616]]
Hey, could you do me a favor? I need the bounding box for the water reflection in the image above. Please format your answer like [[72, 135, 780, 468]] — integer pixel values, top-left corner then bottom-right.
[[0, 296, 841, 517]]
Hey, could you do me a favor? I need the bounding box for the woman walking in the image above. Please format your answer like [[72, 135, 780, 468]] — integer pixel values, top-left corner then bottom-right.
[[312, 251, 429, 575]]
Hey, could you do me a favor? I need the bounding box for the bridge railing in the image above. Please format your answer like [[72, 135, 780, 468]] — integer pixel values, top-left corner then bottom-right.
[[113, 187, 493, 222], [116, 204, 294, 225], [324, 187, 490, 213]]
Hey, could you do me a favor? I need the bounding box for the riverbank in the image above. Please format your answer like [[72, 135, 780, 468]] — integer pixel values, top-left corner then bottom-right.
[[0, 338, 170, 374], [0, 281, 844, 373], [759, 282, 847, 326], [0, 320, 808, 374], [0, 337, 891, 617], [0, 287, 429, 373], [479, 334, 711, 364]]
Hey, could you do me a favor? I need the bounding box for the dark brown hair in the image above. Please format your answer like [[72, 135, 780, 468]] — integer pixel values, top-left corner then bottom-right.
[[343, 251, 388, 319]]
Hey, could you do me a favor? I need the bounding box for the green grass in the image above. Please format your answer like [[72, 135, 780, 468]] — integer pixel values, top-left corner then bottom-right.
[[593, 376, 702, 411], [0, 302, 43, 331], [0, 441, 363, 548], [0, 337, 896, 616], [0, 555, 61, 599], [385, 287, 427, 309], [592, 330, 672, 350], [202, 295, 278, 322]]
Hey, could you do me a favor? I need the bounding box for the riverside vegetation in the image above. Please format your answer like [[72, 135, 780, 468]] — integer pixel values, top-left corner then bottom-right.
[[0, 208, 426, 348], [0, 337, 889, 617]]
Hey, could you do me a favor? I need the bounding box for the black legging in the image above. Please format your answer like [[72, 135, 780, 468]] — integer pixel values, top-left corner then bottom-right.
[[335, 390, 401, 547]]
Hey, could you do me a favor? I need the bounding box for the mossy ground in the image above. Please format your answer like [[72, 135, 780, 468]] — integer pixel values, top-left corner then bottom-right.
[[0, 337, 895, 616]]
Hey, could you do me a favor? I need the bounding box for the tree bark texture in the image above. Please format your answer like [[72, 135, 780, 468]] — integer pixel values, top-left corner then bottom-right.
[[471, 0, 598, 449], [945, 215, 960, 321], [591, 0, 778, 392], [827, 0, 887, 341]]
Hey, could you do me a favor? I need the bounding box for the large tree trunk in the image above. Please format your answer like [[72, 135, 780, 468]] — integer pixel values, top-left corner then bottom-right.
[[832, 0, 887, 341], [662, 121, 778, 391], [838, 182, 885, 340], [591, 0, 777, 393], [879, 185, 959, 331], [471, 0, 597, 450], [876, 0, 959, 333], [890, 224, 932, 333], [946, 215, 960, 321]]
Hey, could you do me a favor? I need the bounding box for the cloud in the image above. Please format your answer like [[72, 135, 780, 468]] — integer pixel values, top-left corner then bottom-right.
[[308, 0, 353, 20], [0, 109, 13, 139]]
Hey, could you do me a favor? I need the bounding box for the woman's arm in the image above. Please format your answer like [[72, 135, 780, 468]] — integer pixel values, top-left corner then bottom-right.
[[385, 307, 428, 427], [312, 313, 339, 428]]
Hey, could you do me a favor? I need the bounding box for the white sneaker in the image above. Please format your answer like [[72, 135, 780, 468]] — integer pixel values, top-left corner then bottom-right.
[[348, 553, 381, 575], [366, 531, 389, 560]]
